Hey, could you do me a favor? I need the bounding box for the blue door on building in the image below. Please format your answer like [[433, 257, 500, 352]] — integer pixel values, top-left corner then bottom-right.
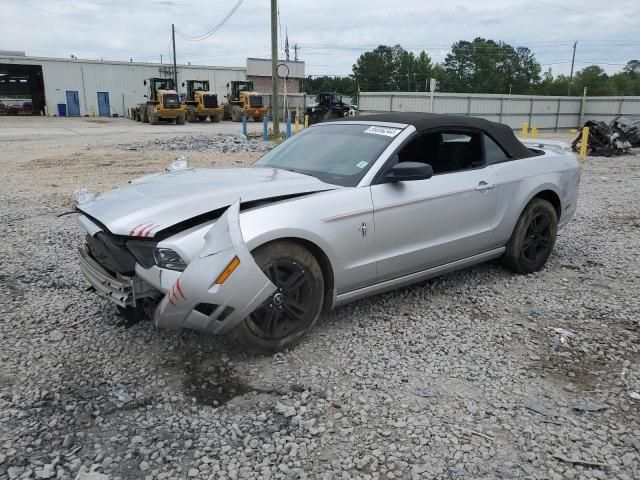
[[66, 90, 80, 116], [97, 92, 110, 116]]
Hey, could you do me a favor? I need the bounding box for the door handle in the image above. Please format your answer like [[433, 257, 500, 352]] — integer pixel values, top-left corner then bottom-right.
[[475, 181, 496, 191]]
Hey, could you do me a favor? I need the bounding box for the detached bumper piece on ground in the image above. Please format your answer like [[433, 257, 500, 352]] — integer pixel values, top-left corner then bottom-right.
[[572, 116, 640, 156]]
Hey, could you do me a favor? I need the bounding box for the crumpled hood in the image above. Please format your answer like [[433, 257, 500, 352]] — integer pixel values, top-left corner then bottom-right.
[[78, 166, 338, 237]]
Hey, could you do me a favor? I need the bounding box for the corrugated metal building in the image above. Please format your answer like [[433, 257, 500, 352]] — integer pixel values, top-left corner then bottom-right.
[[0, 54, 247, 117]]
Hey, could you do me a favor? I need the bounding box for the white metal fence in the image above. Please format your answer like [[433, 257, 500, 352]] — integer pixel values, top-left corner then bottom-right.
[[358, 92, 640, 130]]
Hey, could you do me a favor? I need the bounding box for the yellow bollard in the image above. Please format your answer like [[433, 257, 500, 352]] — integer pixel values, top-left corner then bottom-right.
[[521, 122, 529, 138], [304, 114, 309, 129], [579, 127, 589, 159], [294, 107, 300, 133], [531, 126, 539, 139]]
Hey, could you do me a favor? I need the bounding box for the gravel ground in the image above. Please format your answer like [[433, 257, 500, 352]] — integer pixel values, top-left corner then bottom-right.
[[117, 135, 274, 154], [0, 126, 639, 480]]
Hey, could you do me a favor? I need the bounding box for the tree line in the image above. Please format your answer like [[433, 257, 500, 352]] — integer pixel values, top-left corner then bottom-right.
[[304, 38, 640, 98]]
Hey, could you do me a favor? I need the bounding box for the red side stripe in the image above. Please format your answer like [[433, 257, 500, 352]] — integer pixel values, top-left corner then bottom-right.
[[129, 222, 146, 236], [175, 278, 186, 300], [141, 223, 157, 237], [144, 224, 161, 238]]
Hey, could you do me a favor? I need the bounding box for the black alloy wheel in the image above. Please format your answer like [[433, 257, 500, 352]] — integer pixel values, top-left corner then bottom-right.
[[248, 259, 314, 340], [503, 198, 558, 274], [522, 211, 553, 267], [232, 241, 324, 353]]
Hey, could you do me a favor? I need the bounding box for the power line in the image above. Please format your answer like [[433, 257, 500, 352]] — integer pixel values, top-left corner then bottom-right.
[[175, 0, 244, 41], [529, 0, 640, 28]]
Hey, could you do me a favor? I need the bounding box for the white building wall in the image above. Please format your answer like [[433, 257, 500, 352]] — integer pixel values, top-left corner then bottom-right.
[[0, 55, 246, 116]]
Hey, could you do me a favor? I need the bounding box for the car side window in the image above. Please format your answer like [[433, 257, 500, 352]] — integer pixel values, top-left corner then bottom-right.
[[484, 134, 509, 164], [396, 130, 484, 175]]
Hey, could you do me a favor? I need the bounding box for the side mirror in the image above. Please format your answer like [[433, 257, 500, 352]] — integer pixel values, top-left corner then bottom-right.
[[226, 83, 229, 88], [181, 82, 185, 87], [143, 80, 147, 86], [143, 94, 148, 98], [386, 161, 433, 182]]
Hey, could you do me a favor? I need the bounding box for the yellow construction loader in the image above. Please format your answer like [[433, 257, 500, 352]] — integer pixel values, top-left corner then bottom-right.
[[182, 80, 224, 122], [135, 78, 186, 125], [223, 81, 268, 122]]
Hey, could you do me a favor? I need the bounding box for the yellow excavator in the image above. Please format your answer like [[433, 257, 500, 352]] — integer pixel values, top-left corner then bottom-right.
[[182, 80, 224, 122], [223, 81, 268, 122], [135, 78, 186, 125]]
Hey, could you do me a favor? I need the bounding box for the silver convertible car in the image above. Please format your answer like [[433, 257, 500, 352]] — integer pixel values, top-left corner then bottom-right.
[[76, 113, 580, 351]]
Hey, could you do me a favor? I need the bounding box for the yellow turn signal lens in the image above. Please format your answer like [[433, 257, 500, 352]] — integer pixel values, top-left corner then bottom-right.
[[214, 256, 240, 285]]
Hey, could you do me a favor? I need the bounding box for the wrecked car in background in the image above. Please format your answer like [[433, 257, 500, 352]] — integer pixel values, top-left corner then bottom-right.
[[76, 113, 581, 352], [572, 115, 640, 156]]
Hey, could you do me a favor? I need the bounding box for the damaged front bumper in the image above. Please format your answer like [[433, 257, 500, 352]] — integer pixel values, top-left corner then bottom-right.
[[153, 200, 276, 334], [78, 245, 157, 307]]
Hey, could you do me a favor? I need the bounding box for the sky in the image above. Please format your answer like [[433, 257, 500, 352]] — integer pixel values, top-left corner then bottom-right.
[[3, 0, 639, 78]]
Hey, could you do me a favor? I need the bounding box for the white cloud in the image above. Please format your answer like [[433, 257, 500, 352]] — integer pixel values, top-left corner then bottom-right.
[[3, 0, 639, 76]]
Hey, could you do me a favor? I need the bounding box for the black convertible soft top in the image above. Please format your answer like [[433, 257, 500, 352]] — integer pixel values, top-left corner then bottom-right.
[[348, 112, 534, 159]]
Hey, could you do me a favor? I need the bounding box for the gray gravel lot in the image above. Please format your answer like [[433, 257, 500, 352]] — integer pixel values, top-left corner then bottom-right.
[[0, 118, 639, 480]]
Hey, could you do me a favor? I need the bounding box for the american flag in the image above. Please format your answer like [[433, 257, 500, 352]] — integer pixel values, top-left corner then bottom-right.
[[285, 29, 290, 61]]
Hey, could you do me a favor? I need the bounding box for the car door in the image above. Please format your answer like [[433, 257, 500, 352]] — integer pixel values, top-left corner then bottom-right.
[[370, 129, 499, 282]]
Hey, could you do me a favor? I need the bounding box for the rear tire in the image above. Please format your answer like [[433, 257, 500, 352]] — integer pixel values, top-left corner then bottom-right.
[[150, 113, 159, 125], [231, 241, 324, 353], [176, 115, 185, 125], [503, 198, 557, 274]]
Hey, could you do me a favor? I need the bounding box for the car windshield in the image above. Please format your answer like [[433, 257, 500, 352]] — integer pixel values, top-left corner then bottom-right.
[[254, 124, 403, 186]]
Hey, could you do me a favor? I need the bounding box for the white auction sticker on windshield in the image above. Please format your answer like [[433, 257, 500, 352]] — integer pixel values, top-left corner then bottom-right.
[[364, 126, 402, 137], [356, 161, 368, 169]]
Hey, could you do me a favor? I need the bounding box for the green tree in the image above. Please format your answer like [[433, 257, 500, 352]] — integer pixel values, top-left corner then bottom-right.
[[440, 38, 541, 94], [352, 45, 434, 92], [352, 45, 400, 91], [304, 76, 356, 97], [572, 65, 611, 96], [623, 60, 640, 77]]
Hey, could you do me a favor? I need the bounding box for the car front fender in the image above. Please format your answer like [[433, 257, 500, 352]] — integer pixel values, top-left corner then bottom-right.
[[154, 200, 276, 334]]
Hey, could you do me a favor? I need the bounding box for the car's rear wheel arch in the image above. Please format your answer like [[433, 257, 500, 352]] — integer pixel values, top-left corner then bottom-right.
[[253, 237, 335, 312], [532, 189, 561, 220]]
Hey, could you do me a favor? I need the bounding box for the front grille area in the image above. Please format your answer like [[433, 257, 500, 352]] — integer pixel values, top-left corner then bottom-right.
[[203, 94, 218, 108], [248, 96, 263, 108], [163, 94, 180, 109], [86, 233, 137, 275]]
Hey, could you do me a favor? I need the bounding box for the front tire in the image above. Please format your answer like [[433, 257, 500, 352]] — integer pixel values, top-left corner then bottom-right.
[[503, 198, 557, 274], [231, 241, 324, 353], [231, 105, 243, 122]]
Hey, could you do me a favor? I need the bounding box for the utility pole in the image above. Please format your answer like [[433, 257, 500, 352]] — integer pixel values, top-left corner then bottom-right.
[[567, 41, 577, 96], [271, 0, 280, 137], [171, 24, 178, 91], [294, 44, 299, 62]]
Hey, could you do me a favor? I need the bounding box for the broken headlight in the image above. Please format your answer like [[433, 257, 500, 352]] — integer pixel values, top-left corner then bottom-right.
[[126, 241, 156, 269], [154, 248, 187, 271]]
